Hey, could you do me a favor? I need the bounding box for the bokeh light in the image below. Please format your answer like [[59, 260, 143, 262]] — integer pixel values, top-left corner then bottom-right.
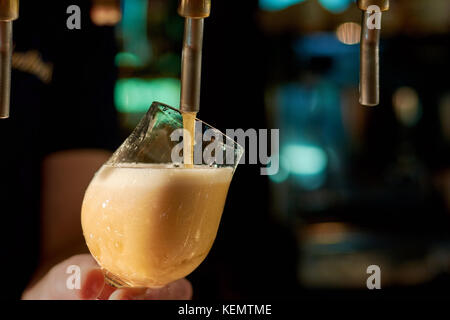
[[268, 155, 290, 183], [304, 222, 350, 245], [279, 144, 328, 190], [393, 86, 422, 127], [336, 22, 361, 45], [281, 144, 328, 176], [90, 4, 122, 26], [115, 78, 180, 113], [259, 0, 306, 11], [115, 52, 141, 67], [318, 0, 352, 13]]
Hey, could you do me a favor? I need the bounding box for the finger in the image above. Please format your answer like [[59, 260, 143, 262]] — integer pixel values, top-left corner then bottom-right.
[[97, 283, 117, 300], [109, 278, 193, 300], [23, 254, 105, 300]]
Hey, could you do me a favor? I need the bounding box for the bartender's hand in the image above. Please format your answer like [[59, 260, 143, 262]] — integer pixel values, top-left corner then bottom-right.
[[21, 254, 193, 300]]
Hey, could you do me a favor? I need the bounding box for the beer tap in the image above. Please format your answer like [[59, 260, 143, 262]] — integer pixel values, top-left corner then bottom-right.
[[0, 0, 18, 118], [357, 0, 389, 106], [178, 0, 211, 114]]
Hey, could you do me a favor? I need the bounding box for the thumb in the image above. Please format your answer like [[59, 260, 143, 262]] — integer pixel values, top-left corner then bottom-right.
[[22, 254, 105, 300]]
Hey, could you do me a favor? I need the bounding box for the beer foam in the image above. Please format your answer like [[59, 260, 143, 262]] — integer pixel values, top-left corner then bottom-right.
[[92, 163, 233, 188], [82, 162, 234, 287]]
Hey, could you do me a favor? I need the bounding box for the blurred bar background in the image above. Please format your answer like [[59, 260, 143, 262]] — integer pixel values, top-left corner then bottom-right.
[[5, 0, 449, 299], [95, 0, 450, 297]]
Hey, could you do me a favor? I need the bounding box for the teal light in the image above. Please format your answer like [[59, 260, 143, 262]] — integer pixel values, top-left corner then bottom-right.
[[318, 0, 352, 13], [120, 0, 151, 66], [269, 169, 290, 183], [115, 78, 180, 113], [115, 52, 141, 67], [280, 144, 328, 190], [259, 0, 306, 11], [268, 155, 290, 183], [281, 144, 328, 176]]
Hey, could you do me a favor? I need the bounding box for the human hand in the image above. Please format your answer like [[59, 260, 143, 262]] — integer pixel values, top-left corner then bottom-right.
[[22, 254, 193, 300]]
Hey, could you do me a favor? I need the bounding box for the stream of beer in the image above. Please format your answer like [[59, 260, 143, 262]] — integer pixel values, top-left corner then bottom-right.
[[182, 112, 197, 168]]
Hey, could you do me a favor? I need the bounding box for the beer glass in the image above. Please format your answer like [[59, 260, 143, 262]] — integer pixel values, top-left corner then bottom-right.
[[81, 102, 243, 288]]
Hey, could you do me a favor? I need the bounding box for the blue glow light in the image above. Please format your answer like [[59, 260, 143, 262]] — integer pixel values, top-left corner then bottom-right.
[[318, 0, 352, 13], [281, 144, 328, 176], [259, 0, 306, 11], [293, 33, 355, 57]]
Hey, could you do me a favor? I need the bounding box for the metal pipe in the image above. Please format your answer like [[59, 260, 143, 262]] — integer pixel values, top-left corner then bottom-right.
[[357, 0, 389, 107], [180, 17, 204, 113], [359, 12, 380, 106], [0, 0, 19, 119], [0, 21, 12, 118], [178, 0, 211, 113]]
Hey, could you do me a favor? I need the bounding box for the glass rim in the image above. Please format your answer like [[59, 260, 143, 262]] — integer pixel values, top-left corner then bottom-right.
[[151, 101, 245, 153]]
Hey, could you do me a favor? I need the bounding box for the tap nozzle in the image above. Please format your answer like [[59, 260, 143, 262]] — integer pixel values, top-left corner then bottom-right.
[[178, 0, 211, 114], [357, 0, 389, 107], [0, 0, 19, 119]]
